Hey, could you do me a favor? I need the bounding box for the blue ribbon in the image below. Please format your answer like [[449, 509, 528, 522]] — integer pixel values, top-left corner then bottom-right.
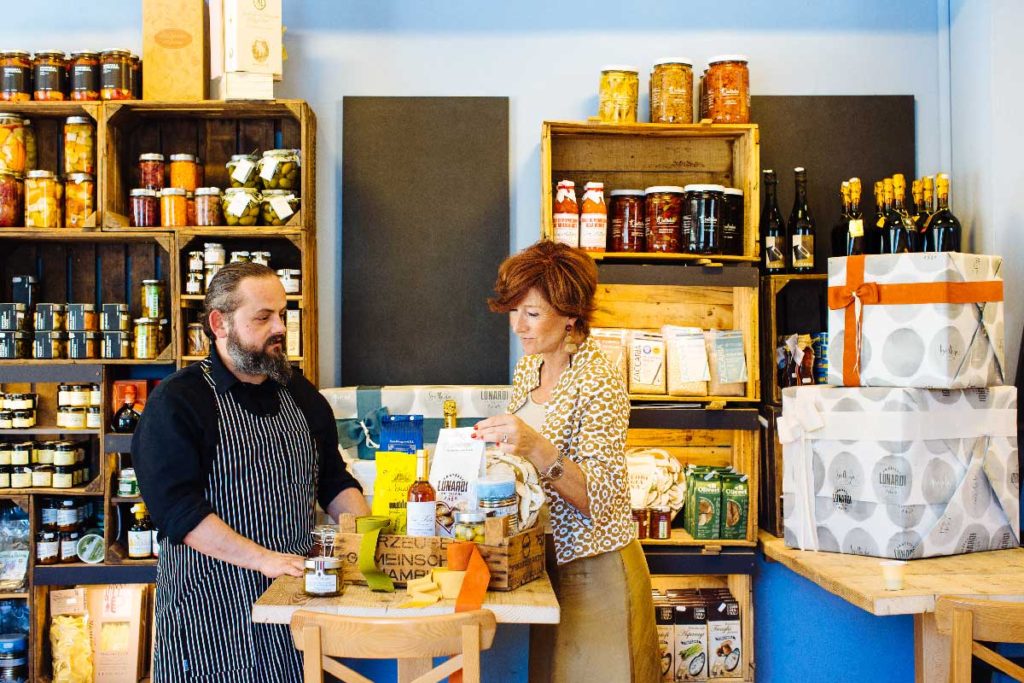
[[337, 406, 389, 459]]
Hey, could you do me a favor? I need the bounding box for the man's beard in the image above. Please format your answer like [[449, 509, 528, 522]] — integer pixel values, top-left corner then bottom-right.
[[226, 326, 293, 384]]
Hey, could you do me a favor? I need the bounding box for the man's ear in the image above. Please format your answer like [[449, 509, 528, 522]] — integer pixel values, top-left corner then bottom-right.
[[209, 309, 229, 340]]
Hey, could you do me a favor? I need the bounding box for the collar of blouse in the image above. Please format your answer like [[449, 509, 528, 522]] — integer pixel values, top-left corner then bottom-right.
[[507, 336, 601, 414]]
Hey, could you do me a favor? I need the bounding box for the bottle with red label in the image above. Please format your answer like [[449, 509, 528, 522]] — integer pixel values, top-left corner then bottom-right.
[[552, 180, 579, 247], [579, 182, 608, 252]]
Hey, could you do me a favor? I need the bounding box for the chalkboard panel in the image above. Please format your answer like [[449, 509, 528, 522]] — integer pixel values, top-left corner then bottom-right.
[[342, 97, 510, 385], [751, 95, 916, 271]]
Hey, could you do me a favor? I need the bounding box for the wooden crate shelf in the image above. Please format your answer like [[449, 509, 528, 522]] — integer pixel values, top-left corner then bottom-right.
[[759, 273, 828, 404]]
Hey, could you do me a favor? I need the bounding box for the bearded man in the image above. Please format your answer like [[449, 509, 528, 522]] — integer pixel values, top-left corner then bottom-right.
[[132, 261, 369, 682]]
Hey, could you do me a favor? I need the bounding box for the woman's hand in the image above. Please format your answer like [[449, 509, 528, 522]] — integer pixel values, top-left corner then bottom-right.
[[472, 414, 558, 473]]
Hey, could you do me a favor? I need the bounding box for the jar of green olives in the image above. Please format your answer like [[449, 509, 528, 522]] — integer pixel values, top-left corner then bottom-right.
[[258, 149, 300, 191], [226, 153, 258, 188], [453, 510, 486, 542], [222, 187, 260, 226], [260, 190, 299, 226]]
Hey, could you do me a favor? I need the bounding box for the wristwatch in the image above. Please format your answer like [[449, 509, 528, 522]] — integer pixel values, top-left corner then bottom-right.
[[540, 452, 566, 481]]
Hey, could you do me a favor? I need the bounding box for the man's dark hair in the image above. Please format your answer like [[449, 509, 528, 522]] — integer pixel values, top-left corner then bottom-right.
[[202, 262, 278, 339]]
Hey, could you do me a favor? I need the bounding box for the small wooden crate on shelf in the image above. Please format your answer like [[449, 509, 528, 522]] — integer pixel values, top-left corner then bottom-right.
[[758, 404, 785, 538], [541, 120, 760, 264], [759, 273, 828, 404]]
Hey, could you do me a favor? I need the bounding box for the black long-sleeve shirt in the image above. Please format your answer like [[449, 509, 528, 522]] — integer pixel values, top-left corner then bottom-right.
[[131, 346, 361, 543]]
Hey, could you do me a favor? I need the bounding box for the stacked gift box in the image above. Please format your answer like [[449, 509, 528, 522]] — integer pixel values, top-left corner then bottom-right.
[[778, 253, 1019, 559]]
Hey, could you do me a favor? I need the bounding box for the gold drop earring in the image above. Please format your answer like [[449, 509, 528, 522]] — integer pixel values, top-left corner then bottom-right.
[[563, 324, 578, 354]]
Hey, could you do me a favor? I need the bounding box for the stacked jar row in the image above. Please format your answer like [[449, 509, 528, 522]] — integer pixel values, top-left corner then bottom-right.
[[36, 498, 103, 566], [0, 440, 91, 490], [0, 49, 139, 102]]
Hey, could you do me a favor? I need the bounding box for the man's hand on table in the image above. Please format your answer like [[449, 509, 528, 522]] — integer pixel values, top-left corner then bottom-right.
[[259, 550, 306, 579]]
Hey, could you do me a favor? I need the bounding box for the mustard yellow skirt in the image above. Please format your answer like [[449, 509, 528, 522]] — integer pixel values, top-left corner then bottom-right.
[[530, 539, 660, 682]]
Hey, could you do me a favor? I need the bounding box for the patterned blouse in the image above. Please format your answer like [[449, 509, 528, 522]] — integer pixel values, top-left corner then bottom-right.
[[508, 336, 634, 565]]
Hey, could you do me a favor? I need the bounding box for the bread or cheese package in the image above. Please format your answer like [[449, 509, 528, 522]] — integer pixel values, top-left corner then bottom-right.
[[629, 332, 666, 394], [705, 329, 747, 396], [429, 427, 486, 537], [372, 450, 417, 534], [590, 327, 629, 388], [662, 325, 710, 397]]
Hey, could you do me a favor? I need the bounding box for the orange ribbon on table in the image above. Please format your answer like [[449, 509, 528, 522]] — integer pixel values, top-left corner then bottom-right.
[[446, 541, 491, 683], [828, 255, 1004, 386]]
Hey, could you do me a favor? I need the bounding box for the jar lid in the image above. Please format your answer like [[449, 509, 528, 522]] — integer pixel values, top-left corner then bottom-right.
[[644, 185, 685, 194], [133, 317, 163, 324], [2, 303, 26, 311], [38, 302, 66, 309], [653, 57, 694, 67], [0, 633, 27, 653], [141, 279, 163, 285], [69, 303, 96, 310], [70, 330, 99, 338], [36, 331, 68, 338], [26, 170, 56, 179], [66, 172, 94, 183], [477, 475, 516, 500], [224, 186, 259, 194], [261, 189, 294, 197], [0, 50, 31, 58], [87, 406, 100, 412], [77, 533, 106, 563], [120, 467, 136, 477], [305, 556, 342, 570], [100, 49, 132, 58], [723, 187, 744, 196], [204, 242, 224, 248], [230, 153, 258, 161], [34, 50, 67, 59], [9, 393, 34, 399], [195, 187, 221, 196], [276, 269, 301, 276], [160, 187, 186, 196], [231, 251, 250, 256], [130, 188, 157, 197], [66, 116, 92, 125], [169, 153, 196, 162], [454, 510, 487, 523], [139, 153, 165, 162], [70, 50, 100, 58], [104, 303, 129, 310], [708, 54, 749, 65], [683, 184, 725, 193], [601, 64, 639, 73], [609, 189, 645, 197]]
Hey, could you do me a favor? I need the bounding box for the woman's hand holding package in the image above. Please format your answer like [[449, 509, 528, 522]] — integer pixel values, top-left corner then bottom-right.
[[472, 414, 559, 473]]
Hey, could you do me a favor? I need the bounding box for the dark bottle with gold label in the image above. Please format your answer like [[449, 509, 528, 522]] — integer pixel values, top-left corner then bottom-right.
[[788, 167, 815, 272]]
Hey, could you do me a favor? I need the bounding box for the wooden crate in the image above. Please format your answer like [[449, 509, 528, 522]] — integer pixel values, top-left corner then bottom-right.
[[650, 573, 755, 683], [758, 404, 785, 537], [593, 263, 759, 404], [541, 121, 760, 263], [760, 273, 828, 404], [629, 408, 759, 549], [336, 515, 545, 592]]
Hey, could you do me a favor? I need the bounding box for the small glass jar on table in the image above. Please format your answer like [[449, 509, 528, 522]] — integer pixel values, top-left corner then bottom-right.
[[260, 190, 298, 226], [33, 50, 67, 101], [24, 170, 63, 228], [454, 510, 487, 542], [36, 529, 60, 564], [65, 173, 95, 229], [160, 187, 187, 227], [70, 51, 100, 101], [0, 50, 32, 102], [0, 170, 23, 228], [226, 153, 259, 188], [64, 116, 96, 175], [0, 113, 26, 175], [169, 153, 199, 192], [138, 153, 165, 190], [258, 149, 300, 191], [100, 49, 133, 101], [223, 187, 260, 226], [195, 187, 222, 226], [304, 556, 343, 597], [129, 188, 159, 227]]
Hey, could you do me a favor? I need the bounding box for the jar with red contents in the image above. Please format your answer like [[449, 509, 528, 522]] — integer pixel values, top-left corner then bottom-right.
[[705, 55, 750, 124], [644, 186, 685, 253], [0, 51, 32, 102], [649, 507, 672, 540], [69, 51, 100, 101], [194, 187, 222, 226], [0, 170, 23, 227], [33, 51, 67, 101], [129, 188, 158, 227], [631, 508, 649, 539], [609, 189, 645, 252], [138, 153, 165, 190]]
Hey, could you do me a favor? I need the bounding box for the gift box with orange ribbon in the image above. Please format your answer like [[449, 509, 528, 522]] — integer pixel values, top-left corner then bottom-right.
[[827, 253, 1005, 389]]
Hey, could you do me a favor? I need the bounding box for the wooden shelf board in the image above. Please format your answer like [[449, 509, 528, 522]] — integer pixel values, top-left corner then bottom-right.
[[176, 226, 303, 238], [628, 394, 757, 404], [106, 98, 308, 119], [0, 592, 29, 599], [0, 359, 174, 366], [590, 251, 758, 264], [11, 484, 104, 497], [545, 119, 758, 138], [0, 227, 167, 241], [0, 427, 99, 435], [0, 101, 101, 117], [642, 527, 755, 548]]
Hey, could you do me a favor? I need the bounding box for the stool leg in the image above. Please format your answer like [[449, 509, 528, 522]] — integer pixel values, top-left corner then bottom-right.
[[303, 625, 324, 683], [397, 657, 433, 683]]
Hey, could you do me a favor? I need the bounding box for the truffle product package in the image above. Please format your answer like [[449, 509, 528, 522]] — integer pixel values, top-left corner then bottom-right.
[[371, 450, 417, 535], [590, 327, 629, 388], [429, 427, 486, 537], [705, 330, 747, 396], [707, 595, 742, 678], [674, 601, 709, 681], [629, 332, 666, 394], [380, 414, 424, 454], [663, 325, 710, 397]]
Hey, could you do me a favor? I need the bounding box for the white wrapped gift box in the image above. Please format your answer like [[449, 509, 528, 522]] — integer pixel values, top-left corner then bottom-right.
[[779, 385, 1019, 559]]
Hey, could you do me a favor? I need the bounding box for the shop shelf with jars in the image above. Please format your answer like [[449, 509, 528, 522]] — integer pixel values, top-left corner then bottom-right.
[[541, 121, 759, 263], [759, 273, 828, 405]]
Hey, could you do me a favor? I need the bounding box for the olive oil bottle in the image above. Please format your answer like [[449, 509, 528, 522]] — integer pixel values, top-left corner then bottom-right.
[[128, 503, 153, 559]]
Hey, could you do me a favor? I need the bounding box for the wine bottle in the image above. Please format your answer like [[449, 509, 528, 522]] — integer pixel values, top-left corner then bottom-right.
[[869, 180, 885, 254], [760, 169, 787, 273], [789, 167, 815, 272], [406, 449, 437, 537], [918, 175, 935, 250], [845, 177, 865, 256], [112, 385, 142, 433], [925, 173, 962, 252], [830, 181, 850, 258], [881, 173, 917, 253]]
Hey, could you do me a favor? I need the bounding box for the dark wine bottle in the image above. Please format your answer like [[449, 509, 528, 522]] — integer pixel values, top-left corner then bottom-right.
[[830, 181, 850, 258], [112, 385, 142, 433], [925, 173, 962, 252], [789, 167, 815, 272], [881, 173, 918, 253], [761, 169, 788, 273]]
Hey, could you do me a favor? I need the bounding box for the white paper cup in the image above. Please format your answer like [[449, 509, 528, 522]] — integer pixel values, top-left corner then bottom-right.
[[880, 560, 907, 591]]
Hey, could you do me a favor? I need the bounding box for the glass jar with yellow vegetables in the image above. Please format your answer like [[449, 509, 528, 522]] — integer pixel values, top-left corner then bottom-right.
[[454, 510, 486, 542], [258, 149, 300, 191], [65, 173, 94, 229], [597, 65, 639, 123], [260, 190, 299, 226], [24, 170, 62, 228], [222, 187, 260, 226], [23, 120, 35, 170], [0, 114, 26, 175], [63, 116, 95, 175]]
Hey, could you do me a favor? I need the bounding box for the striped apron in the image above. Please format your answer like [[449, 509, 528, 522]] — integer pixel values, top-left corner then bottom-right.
[[152, 360, 317, 682]]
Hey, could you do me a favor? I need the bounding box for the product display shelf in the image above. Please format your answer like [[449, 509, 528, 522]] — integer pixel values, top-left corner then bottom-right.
[[541, 120, 760, 264], [759, 273, 828, 405], [758, 404, 785, 537]]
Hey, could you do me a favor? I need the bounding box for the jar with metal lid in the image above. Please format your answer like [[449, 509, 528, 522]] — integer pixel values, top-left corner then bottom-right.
[[304, 556, 343, 597], [195, 187, 223, 226], [11, 410, 34, 429], [101, 303, 131, 332], [277, 269, 301, 294], [36, 529, 60, 564], [453, 510, 487, 542], [34, 303, 66, 331], [23, 119, 35, 170], [721, 188, 744, 256], [11, 443, 30, 466], [24, 170, 62, 228], [56, 498, 80, 531], [52, 464, 74, 488], [0, 114, 26, 175], [0, 411, 11, 429], [261, 190, 299, 226], [0, 170, 23, 227], [53, 442, 76, 466], [226, 153, 259, 188], [67, 384, 90, 407], [40, 498, 58, 529], [632, 508, 649, 539], [650, 58, 694, 124], [223, 187, 260, 226], [609, 189, 646, 252], [62, 407, 86, 429], [33, 50, 67, 101], [187, 322, 209, 357], [118, 467, 139, 497], [649, 507, 672, 540], [89, 384, 101, 407], [705, 55, 750, 124], [0, 464, 10, 489], [138, 153, 165, 190], [160, 187, 187, 227], [185, 271, 204, 295], [204, 264, 222, 291], [129, 188, 159, 227], [57, 384, 72, 406], [6, 394, 34, 411], [67, 303, 98, 332], [64, 116, 95, 175], [100, 49, 132, 100], [65, 173, 95, 229], [141, 279, 165, 319], [188, 250, 205, 272], [477, 476, 519, 533], [0, 444, 11, 466], [683, 184, 724, 254], [169, 153, 199, 192], [0, 331, 29, 360], [230, 250, 251, 264], [31, 464, 53, 488], [258, 149, 300, 191], [60, 528, 82, 562], [70, 51, 100, 100], [204, 242, 225, 265], [644, 186, 685, 253], [10, 464, 30, 488], [35, 442, 55, 465], [86, 406, 101, 429], [133, 317, 162, 359], [0, 50, 32, 102], [597, 65, 639, 123], [250, 251, 271, 267]]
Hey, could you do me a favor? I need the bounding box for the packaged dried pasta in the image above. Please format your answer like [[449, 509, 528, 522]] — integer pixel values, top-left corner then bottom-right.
[[372, 450, 417, 535], [662, 325, 709, 397], [590, 327, 629, 388], [49, 588, 93, 683]]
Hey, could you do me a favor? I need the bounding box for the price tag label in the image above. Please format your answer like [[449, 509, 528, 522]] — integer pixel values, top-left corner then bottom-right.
[[226, 192, 250, 218], [231, 158, 255, 184], [849, 219, 864, 237], [269, 195, 294, 220], [259, 157, 278, 181]]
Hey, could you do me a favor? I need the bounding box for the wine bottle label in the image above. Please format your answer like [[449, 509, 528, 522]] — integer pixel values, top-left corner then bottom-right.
[[848, 219, 864, 238], [406, 501, 436, 537], [128, 530, 152, 558], [792, 235, 814, 269], [553, 213, 579, 247], [765, 235, 785, 269]]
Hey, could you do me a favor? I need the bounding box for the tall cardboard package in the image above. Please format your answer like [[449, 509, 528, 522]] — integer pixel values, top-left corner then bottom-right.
[[88, 584, 148, 683], [142, 0, 208, 100], [209, 0, 283, 79]]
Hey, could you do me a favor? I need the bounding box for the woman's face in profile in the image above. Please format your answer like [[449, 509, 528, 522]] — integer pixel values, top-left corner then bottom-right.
[[509, 287, 572, 356]]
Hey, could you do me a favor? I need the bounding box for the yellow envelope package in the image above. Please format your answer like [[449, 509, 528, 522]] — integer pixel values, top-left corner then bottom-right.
[[372, 450, 417, 535]]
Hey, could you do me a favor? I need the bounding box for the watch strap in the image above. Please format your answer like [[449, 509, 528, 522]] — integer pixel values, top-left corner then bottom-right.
[[541, 452, 565, 480]]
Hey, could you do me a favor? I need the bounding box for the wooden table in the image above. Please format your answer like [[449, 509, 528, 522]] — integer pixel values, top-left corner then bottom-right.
[[760, 531, 1024, 682]]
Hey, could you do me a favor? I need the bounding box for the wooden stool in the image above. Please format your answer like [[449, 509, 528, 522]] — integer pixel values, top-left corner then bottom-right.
[[935, 596, 1024, 682]]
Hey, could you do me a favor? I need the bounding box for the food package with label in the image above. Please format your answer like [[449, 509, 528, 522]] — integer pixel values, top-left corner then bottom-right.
[[86, 584, 147, 683], [705, 330, 747, 397], [49, 588, 92, 683], [663, 325, 709, 397], [430, 427, 486, 538], [590, 327, 629, 389], [629, 332, 666, 395], [372, 450, 417, 535], [779, 385, 1019, 559], [827, 253, 1004, 388]]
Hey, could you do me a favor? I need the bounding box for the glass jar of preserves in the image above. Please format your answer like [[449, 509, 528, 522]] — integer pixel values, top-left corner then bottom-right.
[[33, 50, 67, 101], [36, 529, 61, 564], [721, 188, 744, 256], [226, 153, 259, 188], [250, 250, 271, 267], [141, 279, 165, 319], [194, 187, 222, 226], [35, 441, 55, 465], [204, 242, 226, 266], [0, 444, 11, 466], [60, 529, 82, 562], [0, 50, 32, 102], [10, 464, 31, 488], [185, 271, 204, 295], [644, 186, 684, 253], [650, 58, 694, 124], [552, 179, 579, 247], [682, 184, 724, 255], [258, 149, 300, 191], [454, 510, 486, 542], [52, 464, 74, 488], [25, 170, 62, 228], [597, 65, 639, 123], [118, 467, 139, 497], [89, 384, 101, 407], [133, 317, 161, 359], [67, 303, 97, 332], [66, 385, 89, 407], [32, 464, 54, 488], [63, 407, 86, 429], [649, 507, 672, 540], [70, 51, 100, 100], [0, 464, 9, 488], [63, 116, 95, 175], [188, 250, 205, 272], [56, 498, 80, 531], [23, 119, 35, 169], [609, 189, 645, 252], [185, 190, 196, 226], [10, 444, 30, 466], [0, 114, 26, 175], [11, 410, 34, 429], [53, 443, 75, 466], [230, 251, 250, 264], [631, 508, 649, 539], [187, 322, 209, 356], [100, 49, 133, 100], [65, 173, 95, 229], [138, 153, 165, 190], [277, 269, 301, 295], [86, 405, 101, 429], [7, 394, 35, 411], [223, 187, 260, 226], [160, 187, 187, 227], [304, 556, 343, 597], [204, 264, 222, 291], [0, 411, 11, 429], [0, 331, 29, 360], [34, 302, 66, 331], [0, 170, 23, 228], [129, 188, 159, 227], [260, 190, 298, 226], [169, 153, 199, 192], [705, 55, 750, 124]]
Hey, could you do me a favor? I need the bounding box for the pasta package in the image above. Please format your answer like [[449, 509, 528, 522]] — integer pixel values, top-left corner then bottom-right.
[[663, 325, 709, 397], [590, 327, 629, 388], [629, 332, 666, 395], [49, 588, 93, 683], [372, 450, 417, 534], [705, 330, 748, 397]]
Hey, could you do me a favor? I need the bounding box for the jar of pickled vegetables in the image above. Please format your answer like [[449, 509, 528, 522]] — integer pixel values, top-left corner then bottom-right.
[[0, 170, 23, 228], [160, 187, 187, 227], [195, 187, 223, 226], [169, 153, 199, 192], [223, 187, 260, 226], [258, 149, 300, 191], [65, 173, 94, 229], [650, 58, 694, 124], [706, 55, 750, 124], [24, 170, 62, 228], [0, 114, 26, 175], [129, 188, 159, 227], [23, 119, 35, 170], [64, 116, 95, 175], [226, 153, 258, 188], [138, 153, 165, 190], [33, 51, 67, 101], [454, 510, 486, 542], [70, 51, 100, 101], [260, 190, 298, 226], [0, 51, 32, 102], [100, 50, 133, 101], [597, 65, 639, 123], [644, 186, 684, 253]]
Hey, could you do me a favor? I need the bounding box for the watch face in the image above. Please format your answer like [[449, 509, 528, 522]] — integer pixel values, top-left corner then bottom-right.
[[546, 461, 565, 481]]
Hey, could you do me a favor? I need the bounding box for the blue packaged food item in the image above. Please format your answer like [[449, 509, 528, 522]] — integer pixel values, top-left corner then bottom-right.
[[380, 414, 424, 454]]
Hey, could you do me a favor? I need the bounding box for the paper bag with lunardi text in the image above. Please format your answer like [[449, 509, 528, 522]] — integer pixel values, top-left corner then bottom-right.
[[429, 427, 486, 537]]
